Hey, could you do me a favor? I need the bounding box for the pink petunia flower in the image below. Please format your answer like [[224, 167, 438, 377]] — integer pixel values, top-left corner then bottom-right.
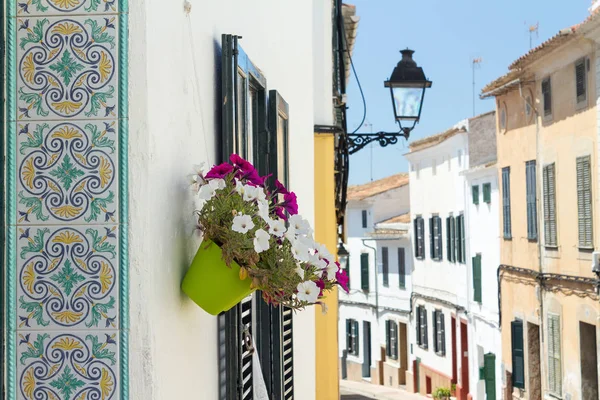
[[205, 163, 234, 179]]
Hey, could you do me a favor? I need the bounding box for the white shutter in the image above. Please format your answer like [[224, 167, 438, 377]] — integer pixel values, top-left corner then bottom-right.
[[548, 314, 562, 396], [577, 156, 593, 248], [544, 164, 557, 246]]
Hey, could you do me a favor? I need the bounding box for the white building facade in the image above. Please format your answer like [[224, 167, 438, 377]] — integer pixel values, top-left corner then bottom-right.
[[404, 121, 471, 398], [462, 112, 502, 400], [339, 175, 413, 388]]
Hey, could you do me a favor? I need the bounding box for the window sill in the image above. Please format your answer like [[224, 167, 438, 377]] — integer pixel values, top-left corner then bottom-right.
[[578, 247, 594, 253], [418, 344, 428, 351], [527, 237, 538, 243], [435, 351, 446, 357], [544, 245, 559, 250], [503, 236, 512, 241]]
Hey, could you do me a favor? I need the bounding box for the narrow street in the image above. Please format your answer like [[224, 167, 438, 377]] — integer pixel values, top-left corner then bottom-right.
[[340, 379, 430, 400]]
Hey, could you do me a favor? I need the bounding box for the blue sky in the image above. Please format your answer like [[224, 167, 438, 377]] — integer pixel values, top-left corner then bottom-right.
[[346, 0, 592, 185]]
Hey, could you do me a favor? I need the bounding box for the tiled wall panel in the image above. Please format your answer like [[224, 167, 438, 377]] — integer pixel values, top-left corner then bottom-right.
[[5, 0, 128, 398]]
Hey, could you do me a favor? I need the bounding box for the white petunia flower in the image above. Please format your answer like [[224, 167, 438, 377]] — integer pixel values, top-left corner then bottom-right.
[[268, 218, 286, 237], [289, 214, 313, 236], [198, 184, 216, 200], [232, 214, 255, 234], [235, 179, 246, 195], [256, 188, 267, 203], [291, 240, 310, 263], [209, 178, 226, 191], [313, 259, 328, 270], [324, 261, 337, 280], [254, 229, 270, 253], [294, 263, 305, 280], [243, 185, 260, 202], [296, 281, 319, 303], [257, 201, 272, 223]]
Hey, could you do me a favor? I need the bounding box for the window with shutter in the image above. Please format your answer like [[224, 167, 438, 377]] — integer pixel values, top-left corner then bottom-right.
[[548, 314, 562, 396], [433, 311, 445, 356], [446, 217, 451, 260], [472, 185, 479, 205], [440, 313, 446, 356], [220, 33, 269, 400], [353, 320, 360, 356], [576, 58, 587, 104], [398, 248, 406, 289], [417, 306, 428, 349], [457, 215, 466, 264], [418, 217, 425, 258], [526, 161, 538, 240], [429, 217, 434, 259], [576, 156, 593, 248], [484, 353, 497, 400], [473, 254, 482, 303], [385, 320, 391, 358], [422, 307, 428, 349], [346, 319, 352, 351], [483, 183, 491, 204], [543, 163, 558, 247], [361, 253, 370, 291], [433, 311, 439, 353], [362, 210, 368, 228], [415, 307, 422, 346], [347, 319, 359, 356], [434, 217, 443, 261], [392, 322, 398, 360], [386, 321, 398, 360], [382, 247, 389, 287], [502, 167, 512, 239], [542, 77, 552, 117], [511, 320, 525, 389], [450, 216, 456, 262]]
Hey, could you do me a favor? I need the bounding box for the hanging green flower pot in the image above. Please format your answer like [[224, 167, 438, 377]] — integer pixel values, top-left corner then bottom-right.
[[182, 239, 254, 315]]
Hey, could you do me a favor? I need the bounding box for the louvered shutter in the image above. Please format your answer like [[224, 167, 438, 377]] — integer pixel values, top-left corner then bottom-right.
[[385, 320, 391, 358], [472, 185, 479, 205], [392, 323, 398, 359], [361, 253, 369, 291], [354, 320, 360, 356], [451, 216, 456, 262], [542, 77, 552, 116], [440, 313, 446, 356], [472, 255, 481, 303], [543, 164, 557, 246], [346, 319, 351, 351], [382, 247, 389, 286], [362, 210, 368, 228], [433, 311, 439, 353], [429, 217, 434, 259], [502, 167, 512, 238], [511, 320, 525, 389], [577, 156, 593, 248], [483, 183, 491, 204], [398, 248, 406, 289], [446, 217, 451, 260], [484, 353, 497, 400], [436, 217, 443, 261], [414, 219, 419, 256], [423, 309, 428, 349], [418, 218, 425, 258], [432, 217, 440, 260], [526, 161, 537, 240], [281, 308, 294, 399], [576, 59, 586, 104], [548, 315, 562, 395], [460, 216, 466, 263], [415, 307, 422, 346]]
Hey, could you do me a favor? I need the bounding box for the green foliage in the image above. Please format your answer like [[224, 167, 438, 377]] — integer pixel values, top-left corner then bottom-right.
[[86, 334, 117, 365], [433, 387, 452, 400], [20, 333, 49, 365], [19, 18, 48, 50], [20, 123, 48, 154], [86, 296, 115, 328]]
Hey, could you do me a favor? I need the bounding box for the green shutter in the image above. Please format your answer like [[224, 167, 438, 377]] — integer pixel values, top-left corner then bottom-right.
[[451, 216, 457, 262], [511, 320, 525, 389], [473, 254, 482, 303], [484, 353, 497, 400], [346, 319, 352, 351], [382, 247, 389, 287], [416, 306, 422, 345], [446, 217, 451, 260], [361, 253, 369, 291], [460, 215, 466, 263], [433, 310, 438, 353], [354, 320, 360, 356], [386, 320, 391, 357], [483, 183, 491, 204], [472, 185, 479, 205], [429, 217, 434, 259], [440, 313, 446, 355], [398, 248, 406, 289]]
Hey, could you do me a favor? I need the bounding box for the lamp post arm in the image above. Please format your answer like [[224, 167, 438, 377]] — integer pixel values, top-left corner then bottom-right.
[[346, 129, 411, 155]]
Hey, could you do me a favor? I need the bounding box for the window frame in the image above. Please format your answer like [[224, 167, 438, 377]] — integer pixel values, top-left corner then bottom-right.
[[417, 305, 428, 350], [347, 319, 360, 356], [433, 310, 445, 357], [432, 215, 443, 261], [414, 216, 425, 260], [386, 320, 399, 361]]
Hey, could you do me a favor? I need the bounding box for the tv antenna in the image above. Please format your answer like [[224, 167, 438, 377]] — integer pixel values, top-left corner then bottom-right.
[[472, 57, 483, 116], [528, 22, 539, 49]]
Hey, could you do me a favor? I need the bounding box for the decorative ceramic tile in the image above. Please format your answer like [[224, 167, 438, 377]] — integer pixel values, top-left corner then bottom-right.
[[16, 225, 119, 330], [16, 121, 118, 225], [15, 0, 118, 17], [16, 16, 118, 121], [17, 330, 120, 400]]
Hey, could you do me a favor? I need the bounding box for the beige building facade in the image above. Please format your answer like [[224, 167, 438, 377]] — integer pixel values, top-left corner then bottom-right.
[[483, 13, 600, 400]]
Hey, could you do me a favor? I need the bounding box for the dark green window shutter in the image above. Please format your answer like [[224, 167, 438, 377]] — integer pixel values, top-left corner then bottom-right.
[[440, 313, 446, 356], [459, 215, 466, 263], [360, 253, 369, 291], [423, 308, 428, 349], [418, 218, 425, 259], [398, 248, 406, 289], [346, 319, 352, 351], [446, 217, 451, 260], [414, 218, 419, 256], [385, 320, 391, 357], [354, 320, 360, 356], [483, 183, 491, 204], [472, 185, 479, 205], [362, 210, 368, 228], [502, 167, 512, 239], [382, 247, 389, 287], [542, 77, 552, 116], [429, 217, 434, 259], [511, 320, 525, 389], [576, 156, 593, 248], [433, 311, 438, 353], [415, 307, 422, 345], [484, 353, 497, 400], [473, 254, 482, 303], [435, 217, 443, 261], [576, 58, 587, 103], [451, 216, 456, 262]]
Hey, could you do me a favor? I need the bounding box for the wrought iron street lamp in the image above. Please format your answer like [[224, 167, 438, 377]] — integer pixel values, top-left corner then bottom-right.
[[337, 243, 349, 271], [346, 49, 432, 154]]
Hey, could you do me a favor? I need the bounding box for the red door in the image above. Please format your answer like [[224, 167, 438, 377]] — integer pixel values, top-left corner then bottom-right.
[[460, 321, 470, 399]]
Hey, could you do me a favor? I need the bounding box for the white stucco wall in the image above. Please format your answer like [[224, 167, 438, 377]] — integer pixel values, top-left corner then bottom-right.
[[405, 129, 469, 379], [464, 167, 502, 400], [128, 1, 319, 398]]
